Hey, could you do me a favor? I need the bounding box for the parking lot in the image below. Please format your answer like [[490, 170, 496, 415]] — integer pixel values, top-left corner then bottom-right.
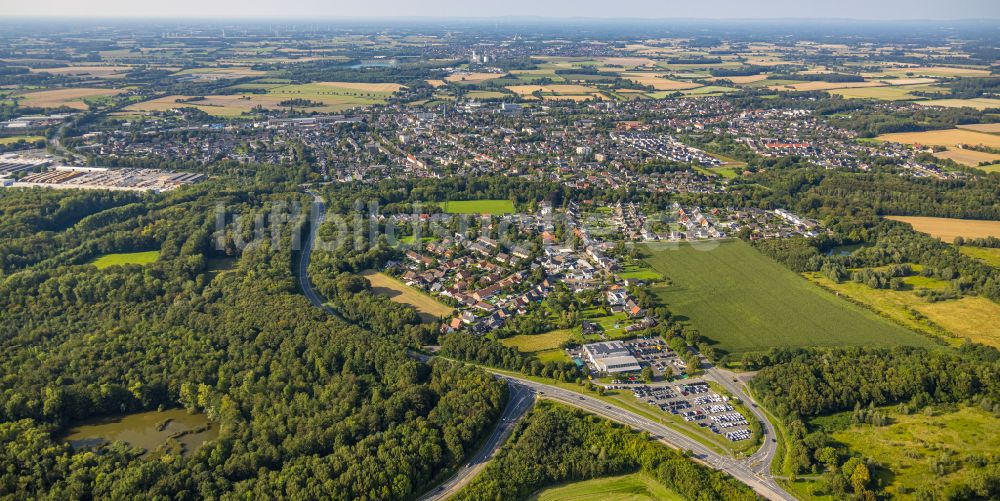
[[615, 381, 753, 442]]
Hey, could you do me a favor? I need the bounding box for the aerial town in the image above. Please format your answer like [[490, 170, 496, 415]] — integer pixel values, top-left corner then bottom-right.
[[1, 13, 998, 501]]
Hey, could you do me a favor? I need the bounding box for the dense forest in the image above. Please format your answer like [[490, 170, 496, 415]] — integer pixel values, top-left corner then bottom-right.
[[453, 401, 758, 501], [0, 184, 506, 499]]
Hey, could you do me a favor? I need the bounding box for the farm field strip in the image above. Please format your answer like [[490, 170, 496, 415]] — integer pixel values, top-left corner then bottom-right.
[[885, 216, 1000, 241], [641, 240, 934, 355]]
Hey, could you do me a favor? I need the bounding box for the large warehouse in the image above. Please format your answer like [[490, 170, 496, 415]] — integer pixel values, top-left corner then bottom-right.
[[583, 341, 641, 373]]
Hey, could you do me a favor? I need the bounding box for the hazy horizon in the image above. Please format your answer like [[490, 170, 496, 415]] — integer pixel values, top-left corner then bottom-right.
[[7, 0, 1000, 21]]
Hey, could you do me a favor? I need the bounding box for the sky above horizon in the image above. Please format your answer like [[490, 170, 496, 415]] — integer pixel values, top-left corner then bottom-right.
[[7, 0, 999, 20]]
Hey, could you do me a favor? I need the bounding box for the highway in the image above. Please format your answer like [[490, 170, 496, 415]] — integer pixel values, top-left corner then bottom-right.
[[490, 371, 796, 501], [417, 382, 536, 501], [298, 191, 338, 315]]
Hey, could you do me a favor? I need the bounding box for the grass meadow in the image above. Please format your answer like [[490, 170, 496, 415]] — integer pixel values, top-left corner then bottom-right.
[[89, 250, 161, 269], [529, 473, 683, 501]]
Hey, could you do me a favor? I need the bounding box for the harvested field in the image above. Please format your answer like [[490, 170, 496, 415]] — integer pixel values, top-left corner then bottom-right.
[[425, 79, 447, 88], [769, 80, 884, 91], [932, 148, 1000, 167], [916, 98, 1000, 110], [506, 84, 599, 96], [886, 216, 1000, 241], [877, 129, 1000, 149], [30, 65, 132, 78], [710, 74, 769, 84], [879, 77, 938, 85], [880, 66, 992, 78], [360, 270, 454, 322], [445, 72, 504, 84], [830, 84, 945, 100], [620, 73, 701, 91], [958, 123, 1000, 134], [173, 67, 267, 79], [17, 87, 123, 110]]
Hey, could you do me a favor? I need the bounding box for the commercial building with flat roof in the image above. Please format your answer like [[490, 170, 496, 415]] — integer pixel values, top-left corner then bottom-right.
[[583, 341, 641, 374]]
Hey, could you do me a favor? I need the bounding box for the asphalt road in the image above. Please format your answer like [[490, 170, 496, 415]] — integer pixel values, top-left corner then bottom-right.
[[298, 191, 337, 315], [704, 365, 779, 476], [417, 382, 536, 501], [490, 372, 796, 501]]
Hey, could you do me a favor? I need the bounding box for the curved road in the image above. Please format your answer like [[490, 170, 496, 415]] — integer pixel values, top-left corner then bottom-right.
[[704, 365, 779, 475], [298, 191, 338, 316], [297, 198, 792, 500], [491, 372, 795, 501], [417, 382, 536, 501]]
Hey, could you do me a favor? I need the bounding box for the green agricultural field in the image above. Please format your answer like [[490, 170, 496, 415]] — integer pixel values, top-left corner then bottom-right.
[[530, 473, 683, 501], [442, 199, 515, 214], [641, 240, 935, 355], [89, 250, 161, 269]]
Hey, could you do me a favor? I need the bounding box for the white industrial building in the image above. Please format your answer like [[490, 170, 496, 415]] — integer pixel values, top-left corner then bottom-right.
[[583, 341, 641, 373]]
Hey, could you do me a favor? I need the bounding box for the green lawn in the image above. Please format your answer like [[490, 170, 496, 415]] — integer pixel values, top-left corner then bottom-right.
[[89, 251, 161, 269], [502, 329, 573, 352], [642, 240, 935, 355], [618, 262, 664, 281], [530, 473, 683, 501], [442, 199, 516, 214]]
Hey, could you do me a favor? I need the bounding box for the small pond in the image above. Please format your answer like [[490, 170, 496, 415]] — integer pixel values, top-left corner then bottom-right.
[[63, 408, 218, 458]]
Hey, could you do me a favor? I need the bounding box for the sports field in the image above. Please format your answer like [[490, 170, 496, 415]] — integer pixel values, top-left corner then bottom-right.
[[442, 199, 515, 214], [885, 216, 1000, 241], [877, 129, 1000, 149], [641, 240, 934, 354], [360, 270, 454, 322], [89, 250, 161, 269], [529, 473, 683, 501]]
